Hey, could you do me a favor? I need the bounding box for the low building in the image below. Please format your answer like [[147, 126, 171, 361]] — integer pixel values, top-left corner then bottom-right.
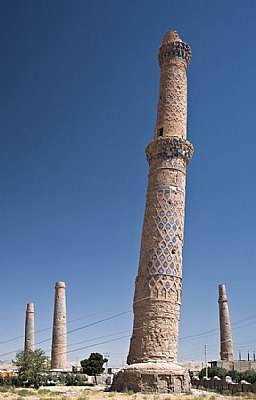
[[210, 360, 256, 373], [0, 362, 16, 377], [178, 361, 205, 376]]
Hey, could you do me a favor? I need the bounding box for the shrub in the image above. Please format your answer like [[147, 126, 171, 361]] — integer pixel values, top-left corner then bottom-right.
[[17, 389, 34, 396], [65, 373, 87, 386]]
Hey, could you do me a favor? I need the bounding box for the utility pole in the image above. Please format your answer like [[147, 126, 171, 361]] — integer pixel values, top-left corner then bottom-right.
[[205, 344, 208, 378], [104, 352, 110, 374]]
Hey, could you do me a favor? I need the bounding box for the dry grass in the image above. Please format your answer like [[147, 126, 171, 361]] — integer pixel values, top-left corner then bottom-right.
[[0, 387, 254, 400]]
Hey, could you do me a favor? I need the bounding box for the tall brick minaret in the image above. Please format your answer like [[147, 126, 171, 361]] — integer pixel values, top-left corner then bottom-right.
[[51, 282, 67, 370], [112, 31, 193, 393], [24, 303, 34, 352], [218, 284, 234, 361]]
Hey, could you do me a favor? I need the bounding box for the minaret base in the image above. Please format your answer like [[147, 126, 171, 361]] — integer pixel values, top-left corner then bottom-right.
[[111, 362, 190, 393]]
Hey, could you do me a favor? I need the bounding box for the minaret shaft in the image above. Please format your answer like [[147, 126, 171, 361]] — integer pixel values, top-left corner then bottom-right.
[[127, 31, 193, 365], [24, 303, 34, 352], [156, 62, 187, 138], [218, 284, 234, 361], [112, 31, 193, 394], [51, 281, 67, 369]]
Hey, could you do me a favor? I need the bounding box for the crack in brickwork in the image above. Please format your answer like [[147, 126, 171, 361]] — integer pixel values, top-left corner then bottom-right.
[[112, 31, 193, 393], [127, 32, 193, 366]]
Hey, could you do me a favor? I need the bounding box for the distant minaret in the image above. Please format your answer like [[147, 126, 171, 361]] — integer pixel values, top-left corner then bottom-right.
[[51, 282, 67, 369], [24, 303, 34, 352], [218, 284, 234, 361]]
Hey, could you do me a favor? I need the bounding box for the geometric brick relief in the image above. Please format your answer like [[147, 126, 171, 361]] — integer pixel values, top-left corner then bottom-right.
[[146, 137, 194, 167], [126, 31, 194, 370], [112, 31, 193, 393], [157, 66, 188, 138], [141, 190, 184, 300]]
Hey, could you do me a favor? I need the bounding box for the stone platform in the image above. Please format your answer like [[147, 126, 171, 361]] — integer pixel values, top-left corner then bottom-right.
[[111, 362, 190, 393]]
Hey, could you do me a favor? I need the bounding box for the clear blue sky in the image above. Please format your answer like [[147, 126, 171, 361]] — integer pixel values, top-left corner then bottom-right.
[[1, 0, 256, 367]]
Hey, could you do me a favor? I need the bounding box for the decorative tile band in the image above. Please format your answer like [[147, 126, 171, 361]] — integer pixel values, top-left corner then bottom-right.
[[152, 185, 184, 194], [146, 137, 194, 166], [158, 40, 192, 67]]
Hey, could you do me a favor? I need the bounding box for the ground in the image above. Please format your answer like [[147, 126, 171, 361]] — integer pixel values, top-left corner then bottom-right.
[[0, 387, 255, 400]]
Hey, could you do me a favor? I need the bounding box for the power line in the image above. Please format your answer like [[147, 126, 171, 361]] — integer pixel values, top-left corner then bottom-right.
[[67, 330, 130, 348], [2, 305, 256, 362], [0, 310, 131, 358], [179, 316, 256, 342], [63, 335, 130, 356], [0, 311, 108, 345], [28, 310, 131, 347], [0, 297, 150, 347], [2, 335, 130, 363]]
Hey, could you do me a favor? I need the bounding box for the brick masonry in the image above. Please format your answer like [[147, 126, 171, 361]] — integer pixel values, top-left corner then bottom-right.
[[219, 284, 234, 361], [24, 303, 34, 352], [51, 281, 67, 370], [112, 31, 193, 393]]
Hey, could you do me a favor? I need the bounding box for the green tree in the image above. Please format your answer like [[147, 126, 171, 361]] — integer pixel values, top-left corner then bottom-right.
[[240, 370, 256, 384], [65, 373, 87, 386], [58, 373, 66, 385], [13, 349, 50, 389], [199, 367, 228, 379], [211, 367, 228, 379], [80, 353, 107, 383], [228, 369, 239, 383], [199, 367, 208, 379]]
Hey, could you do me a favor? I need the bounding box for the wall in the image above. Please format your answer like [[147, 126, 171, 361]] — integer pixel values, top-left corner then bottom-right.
[[192, 377, 256, 393]]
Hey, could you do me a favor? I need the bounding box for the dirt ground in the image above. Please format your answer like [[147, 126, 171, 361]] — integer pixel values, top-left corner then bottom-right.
[[0, 386, 254, 400]]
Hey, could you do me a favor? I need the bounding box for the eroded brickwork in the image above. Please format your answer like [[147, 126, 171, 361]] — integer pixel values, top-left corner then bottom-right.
[[51, 282, 67, 369], [112, 30, 193, 393], [219, 284, 234, 362], [127, 31, 193, 366], [155, 31, 191, 140], [24, 303, 34, 352], [113, 362, 190, 393]]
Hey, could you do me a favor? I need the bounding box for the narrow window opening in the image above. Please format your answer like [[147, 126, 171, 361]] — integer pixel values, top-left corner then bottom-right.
[[158, 128, 164, 137]]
